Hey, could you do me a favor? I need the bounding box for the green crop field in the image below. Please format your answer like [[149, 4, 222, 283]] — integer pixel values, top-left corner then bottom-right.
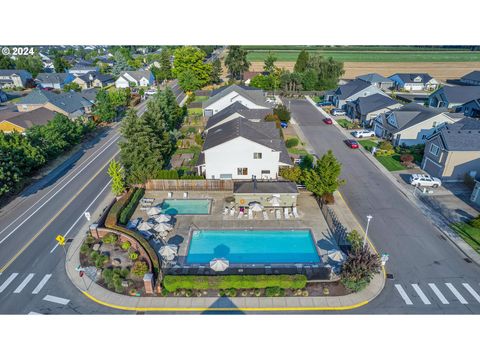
[[246, 50, 480, 62]]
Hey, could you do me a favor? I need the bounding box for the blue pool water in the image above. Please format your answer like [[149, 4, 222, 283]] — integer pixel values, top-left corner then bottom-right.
[[186, 229, 320, 264], [160, 199, 211, 215]]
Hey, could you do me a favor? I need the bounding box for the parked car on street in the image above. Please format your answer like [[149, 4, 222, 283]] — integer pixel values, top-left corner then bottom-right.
[[145, 89, 158, 96], [353, 129, 376, 138], [409, 174, 442, 188], [323, 117, 333, 125], [331, 108, 346, 116], [345, 139, 359, 149], [317, 101, 333, 107]]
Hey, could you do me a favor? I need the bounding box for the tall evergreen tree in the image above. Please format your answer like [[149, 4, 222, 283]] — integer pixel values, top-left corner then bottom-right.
[[303, 149, 345, 197], [210, 58, 222, 84], [224, 46, 250, 80], [0, 54, 15, 69], [111, 50, 131, 77], [263, 52, 277, 73], [294, 49, 310, 73]]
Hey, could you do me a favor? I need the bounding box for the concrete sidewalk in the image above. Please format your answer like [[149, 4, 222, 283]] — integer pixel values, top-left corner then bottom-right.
[[305, 95, 480, 266], [65, 193, 385, 313]]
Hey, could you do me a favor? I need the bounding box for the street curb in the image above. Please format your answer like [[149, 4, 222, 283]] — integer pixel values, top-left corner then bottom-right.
[[304, 95, 480, 267]]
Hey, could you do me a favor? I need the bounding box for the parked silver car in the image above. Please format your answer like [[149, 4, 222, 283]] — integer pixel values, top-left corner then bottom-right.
[[409, 174, 442, 188], [353, 129, 376, 138]]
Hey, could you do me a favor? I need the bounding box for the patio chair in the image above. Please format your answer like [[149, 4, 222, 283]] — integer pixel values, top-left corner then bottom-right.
[[263, 211, 269, 220], [275, 209, 281, 220], [248, 208, 253, 220], [292, 206, 300, 218], [230, 208, 235, 216], [238, 209, 244, 219], [284, 207, 290, 219], [223, 207, 229, 215], [167, 192, 173, 198], [183, 192, 188, 198]]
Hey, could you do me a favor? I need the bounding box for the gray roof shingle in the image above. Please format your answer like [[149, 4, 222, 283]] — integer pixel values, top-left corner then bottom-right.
[[17, 89, 91, 115], [203, 84, 272, 109], [355, 93, 399, 115], [205, 102, 272, 130], [434, 117, 480, 151], [356, 73, 393, 84], [381, 102, 445, 133], [1, 107, 56, 130], [461, 70, 480, 83], [389, 73, 433, 84], [433, 85, 480, 104], [36, 72, 71, 84], [334, 79, 372, 100]]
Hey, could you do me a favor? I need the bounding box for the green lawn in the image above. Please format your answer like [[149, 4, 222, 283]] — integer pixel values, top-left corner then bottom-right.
[[450, 222, 480, 254], [336, 118, 359, 130], [288, 148, 308, 156], [194, 95, 209, 102], [246, 50, 480, 62], [187, 108, 203, 116], [375, 154, 407, 171], [311, 95, 323, 103], [358, 139, 378, 152]]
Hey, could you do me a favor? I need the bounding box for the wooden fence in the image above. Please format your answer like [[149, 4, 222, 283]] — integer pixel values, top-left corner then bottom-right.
[[144, 179, 234, 191]]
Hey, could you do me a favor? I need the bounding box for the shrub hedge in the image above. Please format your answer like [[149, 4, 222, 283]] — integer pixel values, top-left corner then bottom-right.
[[118, 187, 145, 225], [285, 137, 299, 148], [163, 275, 307, 292], [154, 169, 204, 180]]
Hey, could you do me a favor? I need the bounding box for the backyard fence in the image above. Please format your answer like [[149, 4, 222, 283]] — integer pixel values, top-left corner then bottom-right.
[[144, 179, 234, 191], [317, 197, 351, 253]]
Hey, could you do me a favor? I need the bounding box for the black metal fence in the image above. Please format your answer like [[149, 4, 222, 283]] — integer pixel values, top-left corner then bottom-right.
[[317, 197, 351, 253]]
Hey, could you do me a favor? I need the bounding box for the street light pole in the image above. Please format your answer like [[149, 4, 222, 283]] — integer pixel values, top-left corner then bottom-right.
[[364, 215, 373, 248]]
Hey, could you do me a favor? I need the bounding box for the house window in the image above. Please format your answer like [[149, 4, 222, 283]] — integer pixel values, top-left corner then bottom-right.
[[261, 170, 270, 175], [253, 152, 262, 159], [237, 168, 248, 176], [432, 121, 437, 127], [429, 143, 440, 156]]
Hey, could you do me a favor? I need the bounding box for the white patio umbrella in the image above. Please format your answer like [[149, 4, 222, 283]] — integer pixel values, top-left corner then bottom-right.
[[153, 222, 173, 232], [249, 202, 264, 212], [209, 258, 230, 272], [159, 244, 177, 259], [269, 196, 281, 207], [153, 214, 172, 223], [328, 249, 347, 263], [146, 207, 161, 216], [137, 221, 153, 231]]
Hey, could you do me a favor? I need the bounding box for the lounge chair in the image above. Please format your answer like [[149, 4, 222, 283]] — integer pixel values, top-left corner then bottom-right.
[[248, 208, 253, 220], [275, 209, 281, 220], [167, 192, 173, 198], [263, 211, 269, 220], [238, 209, 244, 219], [183, 192, 188, 198], [292, 206, 300, 218], [230, 208, 235, 216], [284, 207, 290, 219], [223, 207, 229, 215]]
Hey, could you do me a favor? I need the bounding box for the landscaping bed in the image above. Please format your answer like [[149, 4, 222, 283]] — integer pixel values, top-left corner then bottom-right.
[[336, 118, 361, 130]]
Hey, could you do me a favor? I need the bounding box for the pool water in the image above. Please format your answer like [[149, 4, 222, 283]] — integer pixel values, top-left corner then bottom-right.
[[160, 199, 211, 215], [186, 229, 320, 264]]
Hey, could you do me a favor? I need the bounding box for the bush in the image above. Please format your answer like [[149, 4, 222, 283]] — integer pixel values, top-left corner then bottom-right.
[[374, 149, 395, 157], [162, 274, 307, 292], [285, 137, 299, 148], [273, 104, 291, 122], [469, 215, 480, 229], [121, 241, 131, 251], [400, 154, 414, 164], [129, 252, 139, 260], [95, 254, 109, 268], [102, 232, 118, 244], [194, 133, 203, 146], [341, 246, 381, 292], [265, 287, 285, 297], [279, 166, 303, 183], [85, 234, 96, 244], [300, 154, 314, 169], [90, 251, 100, 261], [378, 141, 393, 151], [321, 193, 335, 204], [80, 243, 90, 255], [118, 187, 145, 225], [131, 261, 149, 277], [264, 114, 279, 122], [346, 230, 363, 251]]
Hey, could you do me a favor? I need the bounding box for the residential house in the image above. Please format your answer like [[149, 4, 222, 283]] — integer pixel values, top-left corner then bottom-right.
[[374, 102, 464, 146], [68, 64, 99, 76], [0, 70, 33, 89], [203, 84, 273, 117], [0, 107, 57, 133], [115, 71, 154, 88], [72, 72, 115, 89], [80, 88, 99, 104], [0, 90, 8, 103], [36, 72, 75, 89], [458, 98, 480, 118], [460, 70, 480, 86], [16, 89, 93, 119], [196, 118, 292, 180], [428, 85, 480, 110], [389, 73, 439, 91], [421, 118, 480, 181], [331, 79, 389, 109], [204, 102, 272, 132], [356, 73, 394, 91], [345, 93, 402, 126]]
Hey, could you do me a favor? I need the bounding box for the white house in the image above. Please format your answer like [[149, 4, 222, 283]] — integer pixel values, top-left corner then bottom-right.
[[115, 70, 154, 88], [373, 102, 463, 146], [203, 84, 272, 117], [204, 102, 272, 132], [331, 79, 388, 109], [196, 118, 291, 180], [389, 73, 439, 92]]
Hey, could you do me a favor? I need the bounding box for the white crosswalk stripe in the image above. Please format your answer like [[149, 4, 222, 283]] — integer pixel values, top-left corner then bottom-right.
[[462, 283, 480, 303], [395, 284, 413, 305], [31, 274, 52, 294], [445, 283, 468, 304], [428, 283, 449, 304], [0, 273, 19, 293], [43, 295, 70, 305], [13, 273, 35, 293], [411, 284, 431, 305]]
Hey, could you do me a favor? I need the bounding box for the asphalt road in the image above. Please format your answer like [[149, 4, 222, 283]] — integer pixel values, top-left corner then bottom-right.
[[287, 98, 480, 314]]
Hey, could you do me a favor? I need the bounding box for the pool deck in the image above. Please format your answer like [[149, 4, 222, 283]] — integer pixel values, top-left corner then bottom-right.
[[136, 190, 337, 268]]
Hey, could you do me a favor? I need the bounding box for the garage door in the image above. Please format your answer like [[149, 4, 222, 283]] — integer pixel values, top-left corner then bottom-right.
[[423, 158, 443, 178]]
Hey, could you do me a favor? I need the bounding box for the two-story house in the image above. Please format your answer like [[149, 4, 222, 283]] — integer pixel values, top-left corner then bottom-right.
[[72, 71, 115, 89], [36, 72, 75, 89], [331, 79, 388, 109], [428, 85, 480, 110], [389, 73, 439, 91], [0, 70, 33, 89], [115, 71, 154, 88], [196, 118, 292, 180], [345, 93, 402, 126], [356, 73, 394, 91]]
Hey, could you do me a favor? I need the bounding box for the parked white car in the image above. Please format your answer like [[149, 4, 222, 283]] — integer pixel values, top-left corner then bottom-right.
[[353, 129, 376, 138], [145, 89, 158, 96], [331, 108, 346, 116], [409, 174, 442, 188]]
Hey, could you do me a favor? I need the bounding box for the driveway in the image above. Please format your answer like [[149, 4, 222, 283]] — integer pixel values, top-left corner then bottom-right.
[[287, 98, 480, 314]]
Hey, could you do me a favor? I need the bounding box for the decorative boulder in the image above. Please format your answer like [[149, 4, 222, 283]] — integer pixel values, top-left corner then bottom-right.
[[92, 243, 101, 251], [121, 280, 129, 288], [112, 258, 121, 266]]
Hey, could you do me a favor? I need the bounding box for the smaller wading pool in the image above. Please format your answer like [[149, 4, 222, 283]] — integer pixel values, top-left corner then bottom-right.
[[159, 199, 211, 215]]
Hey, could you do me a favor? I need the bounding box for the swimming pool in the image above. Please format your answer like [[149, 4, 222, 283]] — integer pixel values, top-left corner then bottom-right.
[[186, 229, 320, 264], [159, 199, 211, 215]]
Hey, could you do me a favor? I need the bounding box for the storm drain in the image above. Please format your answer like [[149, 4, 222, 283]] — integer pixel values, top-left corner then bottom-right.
[[464, 258, 473, 263], [386, 273, 394, 280]]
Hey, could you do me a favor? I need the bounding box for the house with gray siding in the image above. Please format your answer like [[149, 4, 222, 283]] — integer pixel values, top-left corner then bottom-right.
[[428, 85, 480, 110], [460, 70, 480, 86], [422, 118, 480, 181], [0, 70, 33, 89], [356, 73, 394, 91], [36, 72, 75, 89], [389, 73, 438, 91], [332, 79, 388, 109], [345, 93, 402, 126], [459, 98, 480, 118]]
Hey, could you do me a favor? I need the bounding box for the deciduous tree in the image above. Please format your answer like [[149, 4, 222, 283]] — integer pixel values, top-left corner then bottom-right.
[[108, 160, 126, 196], [224, 46, 250, 80]]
